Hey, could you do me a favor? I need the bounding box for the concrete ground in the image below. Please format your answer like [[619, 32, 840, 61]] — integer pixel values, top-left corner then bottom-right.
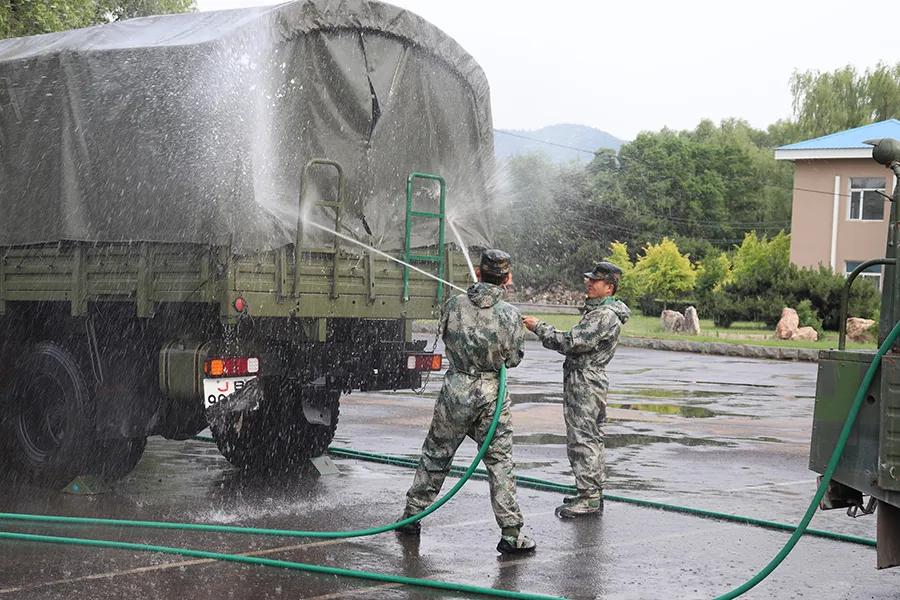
[[1, 342, 899, 599]]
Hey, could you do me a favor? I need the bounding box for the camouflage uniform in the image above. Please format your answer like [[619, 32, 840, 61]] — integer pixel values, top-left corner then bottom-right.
[[403, 281, 526, 531], [533, 295, 631, 499]]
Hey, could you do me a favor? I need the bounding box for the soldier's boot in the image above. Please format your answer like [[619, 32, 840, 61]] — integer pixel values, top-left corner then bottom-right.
[[556, 496, 603, 518], [496, 527, 536, 555], [394, 510, 421, 536], [562, 489, 602, 504]]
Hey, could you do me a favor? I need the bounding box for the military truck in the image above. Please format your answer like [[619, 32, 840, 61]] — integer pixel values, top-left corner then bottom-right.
[[0, 0, 492, 486], [810, 137, 900, 568]]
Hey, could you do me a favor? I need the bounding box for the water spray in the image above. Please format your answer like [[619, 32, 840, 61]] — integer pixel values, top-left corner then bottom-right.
[[447, 217, 477, 283], [302, 219, 466, 294]]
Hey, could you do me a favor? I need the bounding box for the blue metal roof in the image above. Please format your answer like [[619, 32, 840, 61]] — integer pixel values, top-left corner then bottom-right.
[[777, 119, 900, 150]]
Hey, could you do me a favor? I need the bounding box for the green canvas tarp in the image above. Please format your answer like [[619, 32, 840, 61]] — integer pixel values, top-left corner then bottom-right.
[[0, 0, 496, 253]]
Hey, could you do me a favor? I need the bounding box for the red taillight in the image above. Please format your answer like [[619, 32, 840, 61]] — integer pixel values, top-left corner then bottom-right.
[[204, 356, 260, 377], [234, 297, 247, 313], [406, 353, 442, 371]]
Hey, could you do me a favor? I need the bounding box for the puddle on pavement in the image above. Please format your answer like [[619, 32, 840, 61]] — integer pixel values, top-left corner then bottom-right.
[[510, 393, 563, 404], [609, 402, 717, 418], [616, 387, 728, 400], [513, 432, 732, 448], [694, 379, 777, 389]]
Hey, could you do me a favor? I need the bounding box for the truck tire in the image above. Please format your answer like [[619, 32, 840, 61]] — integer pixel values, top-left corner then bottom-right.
[[91, 437, 147, 481], [212, 382, 340, 471], [4, 343, 94, 488]]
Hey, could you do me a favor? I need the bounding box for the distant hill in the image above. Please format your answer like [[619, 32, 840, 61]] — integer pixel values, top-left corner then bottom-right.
[[494, 124, 625, 164]]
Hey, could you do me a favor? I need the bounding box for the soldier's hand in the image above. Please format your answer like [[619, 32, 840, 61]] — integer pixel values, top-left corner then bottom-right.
[[522, 315, 540, 331]]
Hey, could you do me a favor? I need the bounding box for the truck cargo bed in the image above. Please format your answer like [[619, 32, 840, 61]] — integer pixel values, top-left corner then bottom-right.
[[0, 241, 472, 321]]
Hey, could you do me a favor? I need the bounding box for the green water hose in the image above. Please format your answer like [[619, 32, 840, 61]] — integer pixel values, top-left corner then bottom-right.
[[710, 319, 900, 599], [0, 446, 875, 548], [3, 326, 897, 599], [1, 366, 569, 600], [0, 530, 560, 600], [325, 447, 877, 548]]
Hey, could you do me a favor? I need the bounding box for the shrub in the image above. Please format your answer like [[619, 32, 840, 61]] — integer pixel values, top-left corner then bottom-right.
[[695, 252, 732, 297], [730, 231, 791, 290], [630, 238, 697, 302], [708, 291, 787, 328], [795, 298, 824, 335], [638, 298, 698, 317], [711, 263, 879, 330]]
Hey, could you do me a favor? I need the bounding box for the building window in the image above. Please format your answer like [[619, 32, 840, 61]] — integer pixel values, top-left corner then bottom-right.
[[849, 177, 887, 221], [845, 260, 882, 290]]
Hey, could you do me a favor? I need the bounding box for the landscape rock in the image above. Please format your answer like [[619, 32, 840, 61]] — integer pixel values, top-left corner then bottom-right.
[[846, 317, 876, 342], [775, 307, 800, 340], [791, 326, 819, 342], [683, 306, 701, 335], [661, 310, 685, 333]]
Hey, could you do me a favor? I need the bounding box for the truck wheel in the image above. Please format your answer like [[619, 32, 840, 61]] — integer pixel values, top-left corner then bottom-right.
[[91, 437, 147, 481], [212, 382, 340, 471], [5, 343, 94, 488]]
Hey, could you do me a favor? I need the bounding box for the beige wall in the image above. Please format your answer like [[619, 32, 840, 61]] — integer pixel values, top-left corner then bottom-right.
[[789, 158, 896, 276]]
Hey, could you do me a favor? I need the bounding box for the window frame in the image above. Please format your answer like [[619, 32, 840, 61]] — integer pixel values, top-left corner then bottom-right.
[[847, 177, 887, 222]]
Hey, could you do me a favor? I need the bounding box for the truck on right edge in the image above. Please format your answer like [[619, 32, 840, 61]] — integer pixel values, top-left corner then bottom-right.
[[810, 137, 900, 569]]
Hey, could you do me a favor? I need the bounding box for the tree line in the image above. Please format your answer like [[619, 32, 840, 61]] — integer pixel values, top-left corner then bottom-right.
[[495, 62, 900, 322]]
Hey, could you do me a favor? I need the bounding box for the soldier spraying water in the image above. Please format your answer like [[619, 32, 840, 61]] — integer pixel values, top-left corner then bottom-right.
[[397, 250, 537, 555], [523, 262, 631, 518]]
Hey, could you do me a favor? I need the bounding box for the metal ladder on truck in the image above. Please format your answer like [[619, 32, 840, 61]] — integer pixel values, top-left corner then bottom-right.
[[402, 172, 446, 304]]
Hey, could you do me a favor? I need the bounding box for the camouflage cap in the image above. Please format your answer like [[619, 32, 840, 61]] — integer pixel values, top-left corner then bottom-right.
[[584, 261, 623, 282], [480, 248, 512, 276]]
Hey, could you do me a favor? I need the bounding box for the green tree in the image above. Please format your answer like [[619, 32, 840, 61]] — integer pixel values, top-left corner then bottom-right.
[[603, 241, 639, 304], [790, 62, 900, 139], [730, 230, 791, 289], [1, 0, 194, 39], [695, 252, 732, 297], [594, 120, 792, 252], [630, 238, 697, 303]]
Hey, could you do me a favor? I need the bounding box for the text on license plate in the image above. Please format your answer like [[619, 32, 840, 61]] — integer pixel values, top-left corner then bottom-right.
[[203, 377, 257, 409]]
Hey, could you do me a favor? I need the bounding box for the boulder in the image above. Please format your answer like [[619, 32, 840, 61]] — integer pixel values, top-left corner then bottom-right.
[[683, 306, 701, 335], [775, 307, 800, 340], [791, 326, 819, 342], [661, 309, 685, 333], [846, 317, 876, 343]]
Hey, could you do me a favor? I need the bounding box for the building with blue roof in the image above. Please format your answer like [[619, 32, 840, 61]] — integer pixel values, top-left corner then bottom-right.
[[775, 119, 900, 286]]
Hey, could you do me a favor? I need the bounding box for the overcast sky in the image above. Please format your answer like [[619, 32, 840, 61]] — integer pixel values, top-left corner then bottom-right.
[[196, 0, 900, 141]]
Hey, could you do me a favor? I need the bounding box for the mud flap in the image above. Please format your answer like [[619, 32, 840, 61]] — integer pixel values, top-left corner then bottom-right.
[[878, 501, 900, 569], [302, 388, 336, 426]]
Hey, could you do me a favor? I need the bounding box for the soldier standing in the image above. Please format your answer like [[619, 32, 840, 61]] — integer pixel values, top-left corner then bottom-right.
[[398, 249, 536, 554], [523, 262, 630, 518]]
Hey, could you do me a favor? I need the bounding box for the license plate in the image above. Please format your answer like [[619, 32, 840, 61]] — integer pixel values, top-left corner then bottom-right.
[[203, 377, 257, 409]]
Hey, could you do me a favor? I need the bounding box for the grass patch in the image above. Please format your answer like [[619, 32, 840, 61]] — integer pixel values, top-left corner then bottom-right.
[[527, 313, 873, 351]]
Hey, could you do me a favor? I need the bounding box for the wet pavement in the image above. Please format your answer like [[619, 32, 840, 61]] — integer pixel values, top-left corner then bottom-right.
[[2, 342, 899, 599]]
